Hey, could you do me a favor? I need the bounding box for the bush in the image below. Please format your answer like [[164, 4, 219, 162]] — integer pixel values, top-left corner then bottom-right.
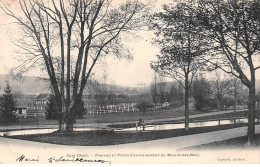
[[136, 101, 154, 114], [45, 95, 59, 120], [0, 84, 18, 125], [45, 95, 86, 120]]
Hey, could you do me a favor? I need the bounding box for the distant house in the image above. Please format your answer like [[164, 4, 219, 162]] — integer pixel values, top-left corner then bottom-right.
[[35, 93, 49, 105], [163, 102, 170, 107], [14, 93, 50, 118], [15, 94, 34, 117], [15, 107, 27, 115]]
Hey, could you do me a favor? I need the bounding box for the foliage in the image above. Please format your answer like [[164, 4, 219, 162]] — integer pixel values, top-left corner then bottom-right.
[[71, 96, 86, 119], [46, 95, 86, 120], [150, 1, 209, 131], [197, 0, 260, 79], [256, 90, 260, 109], [197, 0, 260, 144], [210, 72, 232, 111], [92, 82, 118, 105], [150, 75, 167, 106], [169, 83, 184, 106], [136, 101, 153, 114], [150, 83, 158, 104], [150, 2, 209, 86], [193, 76, 211, 110], [0, 84, 18, 125], [45, 95, 59, 120]]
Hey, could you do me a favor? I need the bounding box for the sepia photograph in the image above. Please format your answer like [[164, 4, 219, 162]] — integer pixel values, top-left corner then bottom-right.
[[0, 0, 259, 164]]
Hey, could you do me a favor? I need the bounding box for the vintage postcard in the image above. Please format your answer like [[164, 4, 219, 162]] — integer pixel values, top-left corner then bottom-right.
[[0, 0, 259, 164]]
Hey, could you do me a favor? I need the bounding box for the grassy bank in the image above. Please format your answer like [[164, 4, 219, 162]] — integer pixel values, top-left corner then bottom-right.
[[182, 134, 260, 150], [4, 123, 249, 146]]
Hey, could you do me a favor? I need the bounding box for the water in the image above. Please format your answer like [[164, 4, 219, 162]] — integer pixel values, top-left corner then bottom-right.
[[115, 118, 249, 132], [0, 128, 57, 136], [0, 118, 253, 136]]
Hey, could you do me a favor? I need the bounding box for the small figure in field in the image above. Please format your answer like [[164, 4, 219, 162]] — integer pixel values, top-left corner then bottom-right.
[[136, 118, 145, 131]]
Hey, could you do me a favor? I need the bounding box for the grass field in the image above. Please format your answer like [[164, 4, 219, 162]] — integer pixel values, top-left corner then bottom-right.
[[9, 102, 200, 126]]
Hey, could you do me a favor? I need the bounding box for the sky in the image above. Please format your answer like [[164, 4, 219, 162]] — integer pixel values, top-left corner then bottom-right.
[[0, 0, 259, 87], [0, 0, 175, 87]]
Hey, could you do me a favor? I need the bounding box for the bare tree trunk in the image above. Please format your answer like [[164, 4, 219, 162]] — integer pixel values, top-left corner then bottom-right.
[[58, 105, 75, 132], [185, 76, 189, 131], [56, 94, 76, 132], [59, 113, 67, 132], [247, 86, 256, 146]]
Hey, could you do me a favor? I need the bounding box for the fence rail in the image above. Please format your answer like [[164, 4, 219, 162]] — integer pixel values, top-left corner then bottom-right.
[[17, 103, 167, 118]]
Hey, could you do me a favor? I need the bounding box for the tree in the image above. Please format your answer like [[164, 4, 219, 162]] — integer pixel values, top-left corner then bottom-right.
[[150, 73, 166, 107], [230, 78, 243, 112], [210, 71, 231, 111], [157, 76, 167, 107], [0, 0, 145, 132], [256, 90, 260, 109], [197, 0, 260, 145], [136, 101, 153, 114], [241, 87, 250, 109], [193, 75, 211, 110], [256, 90, 260, 121], [150, 72, 159, 105], [169, 82, 184, 106], [150, 2, 208, 131], [0, 84, 17, 125]]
